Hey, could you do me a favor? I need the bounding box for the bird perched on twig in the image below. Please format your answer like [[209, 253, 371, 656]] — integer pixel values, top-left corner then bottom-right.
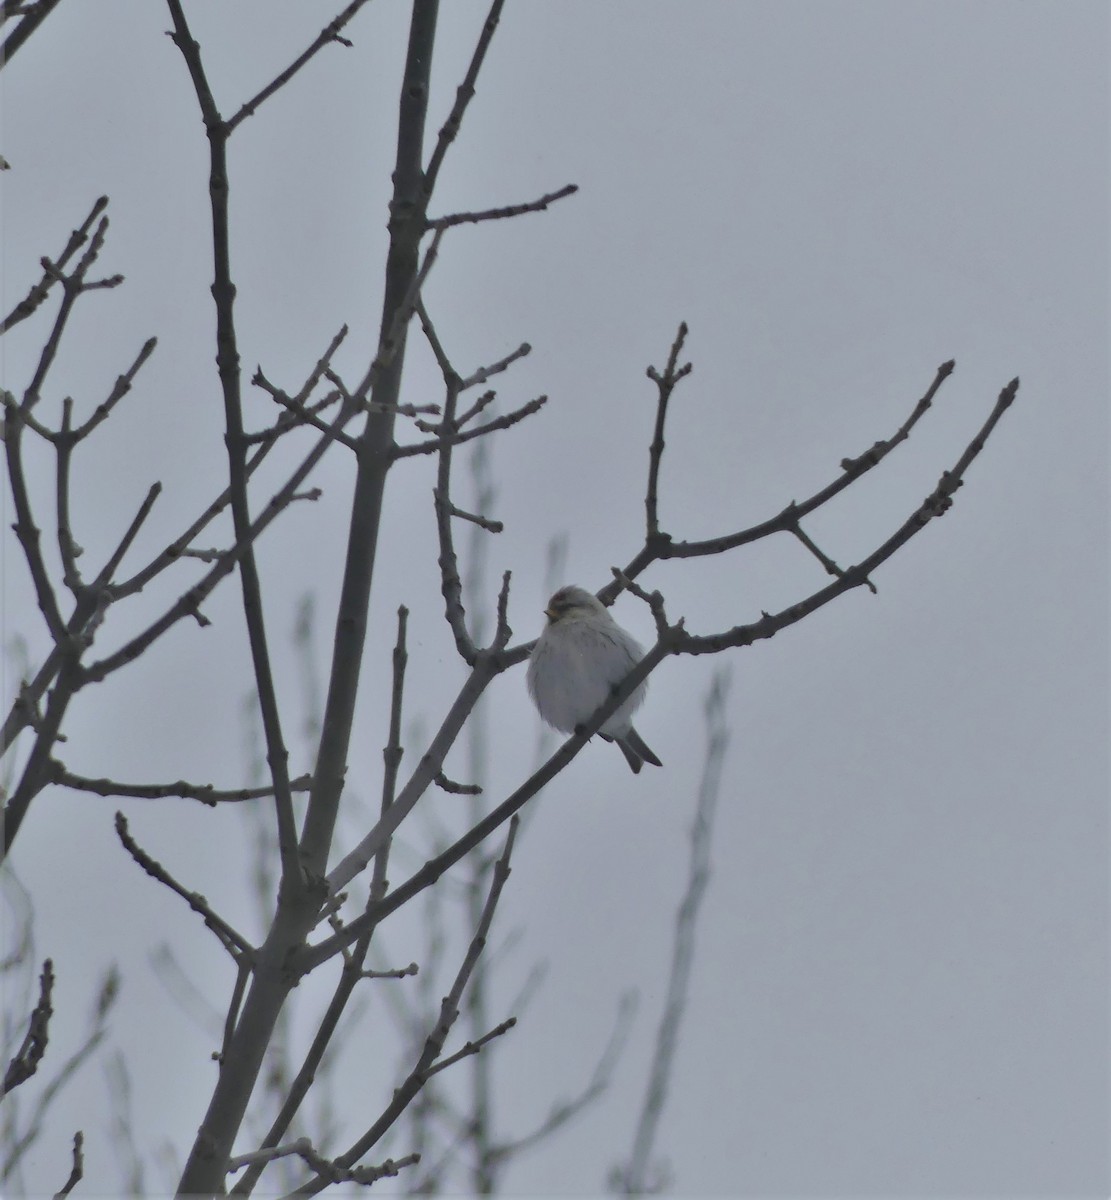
[[526, 585, 662, 774]]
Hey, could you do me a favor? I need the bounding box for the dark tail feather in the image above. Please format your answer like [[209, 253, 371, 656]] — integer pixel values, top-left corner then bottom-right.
[[616, 739, 644, 773], [621, 727, 662, 773]]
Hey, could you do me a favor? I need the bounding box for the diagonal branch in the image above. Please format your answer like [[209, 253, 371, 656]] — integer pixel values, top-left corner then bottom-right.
[[309, 634, 677, 968], [224, 0, 376, 134], [0, 195, 107, 333], [393, 395, 546, 458], [252, 367, 360, 451], [672, 376, 1020, 656], [3, 958, 54, 1094], [114, 812, 254, 960], [423, 0, 506, 196], [70, 336, 158, 442], [491, 990, 638, 1167], [290, 817, 520, 1196], [0, 0, 63, 70], [117, 372, 352, 600], [82, 403, 349, 683]]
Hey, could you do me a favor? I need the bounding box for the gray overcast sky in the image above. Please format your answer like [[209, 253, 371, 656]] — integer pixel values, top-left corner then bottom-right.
[[1, 2, 1108, 1196]]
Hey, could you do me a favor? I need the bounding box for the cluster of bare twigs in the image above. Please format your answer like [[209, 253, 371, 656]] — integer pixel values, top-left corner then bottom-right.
[[1, 0, 1018, 1195], [0, 907, 119, 1198]]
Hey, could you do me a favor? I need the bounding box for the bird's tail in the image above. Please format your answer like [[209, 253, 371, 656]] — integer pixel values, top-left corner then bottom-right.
[[618, 727, 662, 774]]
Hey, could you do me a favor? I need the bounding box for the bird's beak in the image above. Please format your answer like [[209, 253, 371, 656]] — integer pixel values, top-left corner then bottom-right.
[[543, 606, 558, 622]]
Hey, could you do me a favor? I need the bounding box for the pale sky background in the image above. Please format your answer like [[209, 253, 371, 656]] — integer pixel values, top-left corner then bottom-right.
[[1, 2, 1108, 1197]]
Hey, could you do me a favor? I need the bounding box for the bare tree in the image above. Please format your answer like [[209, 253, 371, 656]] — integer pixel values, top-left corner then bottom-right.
[[0, 2, 1018, 1195]]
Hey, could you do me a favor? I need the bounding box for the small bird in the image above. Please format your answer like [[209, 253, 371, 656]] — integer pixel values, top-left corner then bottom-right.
[[526, 585, 662, 773]]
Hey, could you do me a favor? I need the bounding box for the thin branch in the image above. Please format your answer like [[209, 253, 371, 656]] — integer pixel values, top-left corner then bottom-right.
[[423, 0, 506, 197], [2, 967, 118, 1184], [361, 962, 418, 981], [5, 406, 68, 642], [462, 342, 531, 391], [358, 227, 446, 396], [218, 960, 252, 1068], [83, 405, 352, 683], [616, 670, 732, 1194], [94, 481, 163, 588], [114, 813, 254, 959], [380, 605, 409, 842], [310, 637, 676, 967], [116, 390, 355, 599], [0, 0, 63, 69], [0, 196, 107, 333], [3, 958, 53, 1094], [149, 942, 225, 1044], [224, 0, 376, 134], [433, 771, 482, 795], [789, 516, 876, 594], [24, 214, 114, 404], [645, 354, 958, 567], [324, 660, 499, 895], [166, 0, 302, 891], [52, 1130, 84, 1199], [0, 388, 55, 439], [491, 990, 638, 1165], [231, 1140, 419, 1191], [436, 495, 503, 533], [672, 377, 1020, 656], [426, 182, 578, 230], [2, 655, 83, 861], [290, 818, 520, 1196], [55, 399, 82, 594], [393, 395, 546, 458], [645, 321, 692, 538], [229, 601, 416, 1198], [421, 1016, 516, 1080], [71, 336, 158, 441], [104, 1051, 144, 1196], [252, 367, 360, 452], [49, 764, 312, 806]]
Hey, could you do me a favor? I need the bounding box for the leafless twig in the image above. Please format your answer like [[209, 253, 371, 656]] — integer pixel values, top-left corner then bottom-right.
[[426, 182, 578, 230], [48, 764, 312, 806], [614, 669, 732, 1194], [114, 813, 253, 960], [224, 0, 376, 133], [51, 1129, 83, 1198], [3, 959, 53, 1094], [289, 817, 520, 1196]]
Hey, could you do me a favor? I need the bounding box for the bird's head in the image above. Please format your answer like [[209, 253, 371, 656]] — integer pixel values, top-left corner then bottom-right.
[[543, 585, 607, 624]]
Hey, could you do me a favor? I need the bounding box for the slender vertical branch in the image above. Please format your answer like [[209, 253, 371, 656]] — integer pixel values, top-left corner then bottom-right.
[[423, 0, 505, 197], [164, 0, 300, 890], [616, 669, 732, 1194], [644, 322, 691, 540], [55, 399, 82, 595]]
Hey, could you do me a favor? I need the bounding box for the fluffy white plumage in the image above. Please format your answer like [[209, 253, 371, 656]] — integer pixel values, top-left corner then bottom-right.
[[526, 585, 662, 774]]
